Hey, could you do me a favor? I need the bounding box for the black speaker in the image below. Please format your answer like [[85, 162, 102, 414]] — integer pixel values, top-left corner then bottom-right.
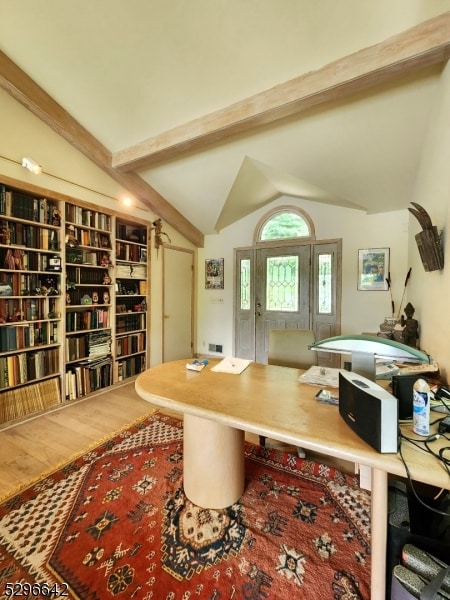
[[339, 371, 398, 453], [391, 374, 421, 420]]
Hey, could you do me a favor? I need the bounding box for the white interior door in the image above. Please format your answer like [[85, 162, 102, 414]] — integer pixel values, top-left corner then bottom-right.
[[163, 246, 194, 361]]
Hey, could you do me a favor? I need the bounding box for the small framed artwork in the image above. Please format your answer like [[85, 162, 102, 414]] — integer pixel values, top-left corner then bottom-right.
[[205, 258, 224, 289], [100, 234, 111, 248], [358, 248, 389, 291], [139, 247, 148, 263]]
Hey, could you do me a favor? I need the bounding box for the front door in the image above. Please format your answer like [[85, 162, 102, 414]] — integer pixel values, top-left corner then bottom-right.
[[234, 241, 341, 364], [255, 245, 311, 363]]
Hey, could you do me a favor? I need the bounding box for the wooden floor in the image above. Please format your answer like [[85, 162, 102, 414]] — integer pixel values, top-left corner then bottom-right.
[[0, 381, 168, 501]]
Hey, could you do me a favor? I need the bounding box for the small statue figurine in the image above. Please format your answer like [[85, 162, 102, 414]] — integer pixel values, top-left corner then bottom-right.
[[100, 252, 112, 266], [401, 302, 419, 348], [65, 225, 78, 247]]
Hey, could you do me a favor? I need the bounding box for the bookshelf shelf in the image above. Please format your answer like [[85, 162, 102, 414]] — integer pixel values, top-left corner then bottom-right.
[[0, 179, 150, 424], [114, 218, 148, 383], [64, 202, 115, 400], [0, 182, 63, 420]]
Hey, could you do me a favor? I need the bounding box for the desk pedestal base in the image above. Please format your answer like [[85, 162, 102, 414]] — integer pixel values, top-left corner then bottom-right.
[[183, 414, 245, 509]]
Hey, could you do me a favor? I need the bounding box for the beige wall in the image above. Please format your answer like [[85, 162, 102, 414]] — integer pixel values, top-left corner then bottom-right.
[[407, 61, 450, 381]]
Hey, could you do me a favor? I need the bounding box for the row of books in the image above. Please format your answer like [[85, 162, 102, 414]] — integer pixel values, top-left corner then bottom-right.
[[0, 377, 60, 425], [0, 298, 46, 321], [0, 187, 59, 225], [116, 313, 146, 333], [0, 223, 58, 252], [0, 272, 61, 296], [115, 242, 144, 262], [0, 348, 59, 389], [116, 354, 146, 381], [0, 322, 58, 352], [115, 332, 145, 357], [65, 204, 111, 231], [70, 227, 111, 249], [67, 266, 111, 285], [65, 357, 112, 400], [1, 249, 60, 272], [66, 309, 109, 332]]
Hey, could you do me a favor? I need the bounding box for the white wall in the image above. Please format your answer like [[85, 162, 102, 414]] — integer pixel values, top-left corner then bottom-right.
[[197, 198, 409, 356]]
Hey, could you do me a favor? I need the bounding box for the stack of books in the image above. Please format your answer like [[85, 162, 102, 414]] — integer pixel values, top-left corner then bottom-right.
[[87, 330, 111, 357]]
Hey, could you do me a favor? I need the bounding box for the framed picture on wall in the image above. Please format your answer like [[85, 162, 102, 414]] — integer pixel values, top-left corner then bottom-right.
[[205, 258, 224, 289], [357, 248, 389, 291]]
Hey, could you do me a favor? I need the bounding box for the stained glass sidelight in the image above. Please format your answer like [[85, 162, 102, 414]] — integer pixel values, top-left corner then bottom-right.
[[318, 253, 332, 314], [240, 259, 251, 310]]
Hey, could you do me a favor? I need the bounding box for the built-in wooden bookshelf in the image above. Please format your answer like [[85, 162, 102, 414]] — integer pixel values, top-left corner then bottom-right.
[[65, 202, 115, 400], [115, 218, 149, 382], [0, 179, 150, 425], [0, 183, 63, 423]]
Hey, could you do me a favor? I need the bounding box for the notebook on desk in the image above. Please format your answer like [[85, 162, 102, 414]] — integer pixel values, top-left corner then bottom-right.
[[211, 357, 252, 374]]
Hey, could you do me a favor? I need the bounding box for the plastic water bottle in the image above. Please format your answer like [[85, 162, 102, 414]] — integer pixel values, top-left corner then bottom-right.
[[413, 378, 430, 436]]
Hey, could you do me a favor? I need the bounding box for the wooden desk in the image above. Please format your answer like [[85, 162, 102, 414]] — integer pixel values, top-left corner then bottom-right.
[[135, 359, 449, 600]]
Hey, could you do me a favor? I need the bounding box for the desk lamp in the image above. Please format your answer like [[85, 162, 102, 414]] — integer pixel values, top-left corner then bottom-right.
[[309, 334, 431, 381]]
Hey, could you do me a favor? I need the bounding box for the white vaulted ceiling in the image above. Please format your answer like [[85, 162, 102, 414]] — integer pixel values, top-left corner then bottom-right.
[[1, 1, 450, 246]]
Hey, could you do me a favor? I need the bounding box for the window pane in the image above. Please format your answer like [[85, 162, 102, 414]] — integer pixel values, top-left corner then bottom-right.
[[266, 256, 298, 311], [318, 253, 332, 314], [240, 259, 251, 310], [260, 212, 309, 240]]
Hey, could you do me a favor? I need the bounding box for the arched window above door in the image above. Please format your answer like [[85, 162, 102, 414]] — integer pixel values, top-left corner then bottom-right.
[[254, 206, 315, 245]]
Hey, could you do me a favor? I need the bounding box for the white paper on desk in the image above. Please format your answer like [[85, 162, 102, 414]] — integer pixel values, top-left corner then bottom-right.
[[211, 357, 252, 374], [299, 365, 342, 388]]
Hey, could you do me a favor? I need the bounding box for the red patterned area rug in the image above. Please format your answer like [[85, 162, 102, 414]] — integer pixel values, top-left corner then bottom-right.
[[0, 412, 371, 599]]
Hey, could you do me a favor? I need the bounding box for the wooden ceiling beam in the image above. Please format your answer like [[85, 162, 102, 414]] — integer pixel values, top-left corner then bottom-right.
[[113, 12, 450, 172], [0, 50, 204, 247]]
